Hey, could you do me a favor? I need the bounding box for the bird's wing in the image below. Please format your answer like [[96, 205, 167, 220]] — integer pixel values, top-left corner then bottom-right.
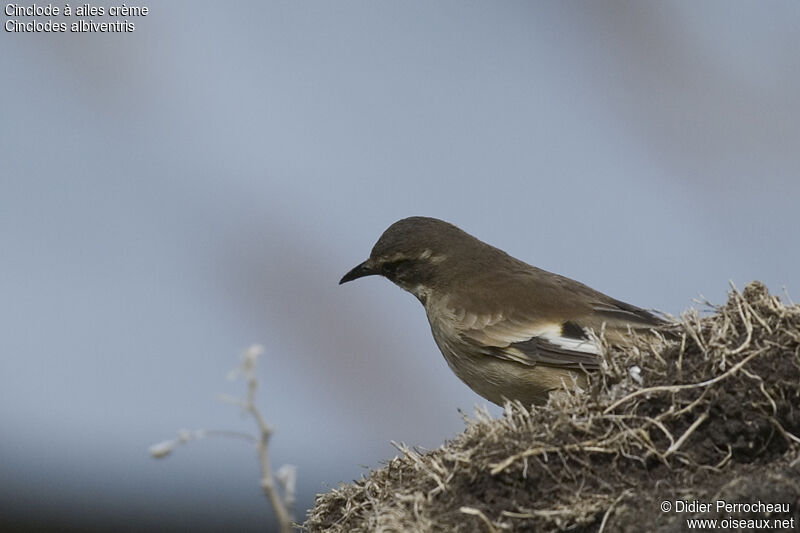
[[446, 290, 663, 371], [587, 290, 665, 326], [439, 266, 665, 370], [454, 310, 602, 370]]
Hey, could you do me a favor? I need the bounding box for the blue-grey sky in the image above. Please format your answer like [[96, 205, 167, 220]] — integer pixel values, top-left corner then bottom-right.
[[2, 2, 799, 531]]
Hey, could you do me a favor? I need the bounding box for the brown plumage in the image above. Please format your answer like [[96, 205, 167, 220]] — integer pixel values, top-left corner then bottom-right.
[[340, 216, 665, 406]]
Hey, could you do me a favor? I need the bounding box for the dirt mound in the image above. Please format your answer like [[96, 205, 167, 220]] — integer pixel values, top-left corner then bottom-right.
[[306, 282, 800, 532]]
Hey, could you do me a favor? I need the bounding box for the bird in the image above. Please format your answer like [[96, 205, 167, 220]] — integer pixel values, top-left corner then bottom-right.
[[339, 216, 666, 406]]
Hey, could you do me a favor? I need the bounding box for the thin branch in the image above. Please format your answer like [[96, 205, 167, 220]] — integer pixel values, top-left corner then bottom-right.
[[460, 507, 498, 533], [603, 348, 768, 414], [150, 344, 296, 533], [665, 412, 709, 457], [598, 490, 631, 533], [240, 345, 294, 533]]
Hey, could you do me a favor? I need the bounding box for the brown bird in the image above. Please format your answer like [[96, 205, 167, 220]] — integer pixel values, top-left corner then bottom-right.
[[340, 217, 665, 406]]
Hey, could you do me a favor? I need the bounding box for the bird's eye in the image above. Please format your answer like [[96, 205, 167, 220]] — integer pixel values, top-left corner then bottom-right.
[[382, 259, 410, 278]]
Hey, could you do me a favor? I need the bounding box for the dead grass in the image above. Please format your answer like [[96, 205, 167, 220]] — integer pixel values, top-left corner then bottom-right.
[[306, 282, 800, 532]]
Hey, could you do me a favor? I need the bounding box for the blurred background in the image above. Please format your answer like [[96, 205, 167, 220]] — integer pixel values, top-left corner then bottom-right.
[[2, 1, 799, 531]]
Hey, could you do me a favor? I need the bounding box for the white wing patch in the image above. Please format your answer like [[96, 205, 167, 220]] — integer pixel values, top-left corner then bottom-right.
[[507, 322, 599, 355], [540, 332, 599, 355], [459, 314, 600, 355]]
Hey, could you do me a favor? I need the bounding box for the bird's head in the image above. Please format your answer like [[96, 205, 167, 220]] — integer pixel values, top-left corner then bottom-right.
[[339, 217, 476, 300]]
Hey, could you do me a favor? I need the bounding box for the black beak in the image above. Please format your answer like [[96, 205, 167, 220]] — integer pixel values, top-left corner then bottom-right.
[[339, 259, 379, 284]]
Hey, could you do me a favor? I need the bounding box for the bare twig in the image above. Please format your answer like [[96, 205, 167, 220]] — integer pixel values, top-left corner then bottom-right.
[[460, 507, 498, 533], [603, 348, 768, 414], [150, 344, 296, 533], [665, 412, 709, 457], [234, 344, 295, 533], [598, 490, 631, 533]]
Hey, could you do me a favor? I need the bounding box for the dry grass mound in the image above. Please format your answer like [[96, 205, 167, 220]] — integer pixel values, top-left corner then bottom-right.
[[306, 282, 800, 532]]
